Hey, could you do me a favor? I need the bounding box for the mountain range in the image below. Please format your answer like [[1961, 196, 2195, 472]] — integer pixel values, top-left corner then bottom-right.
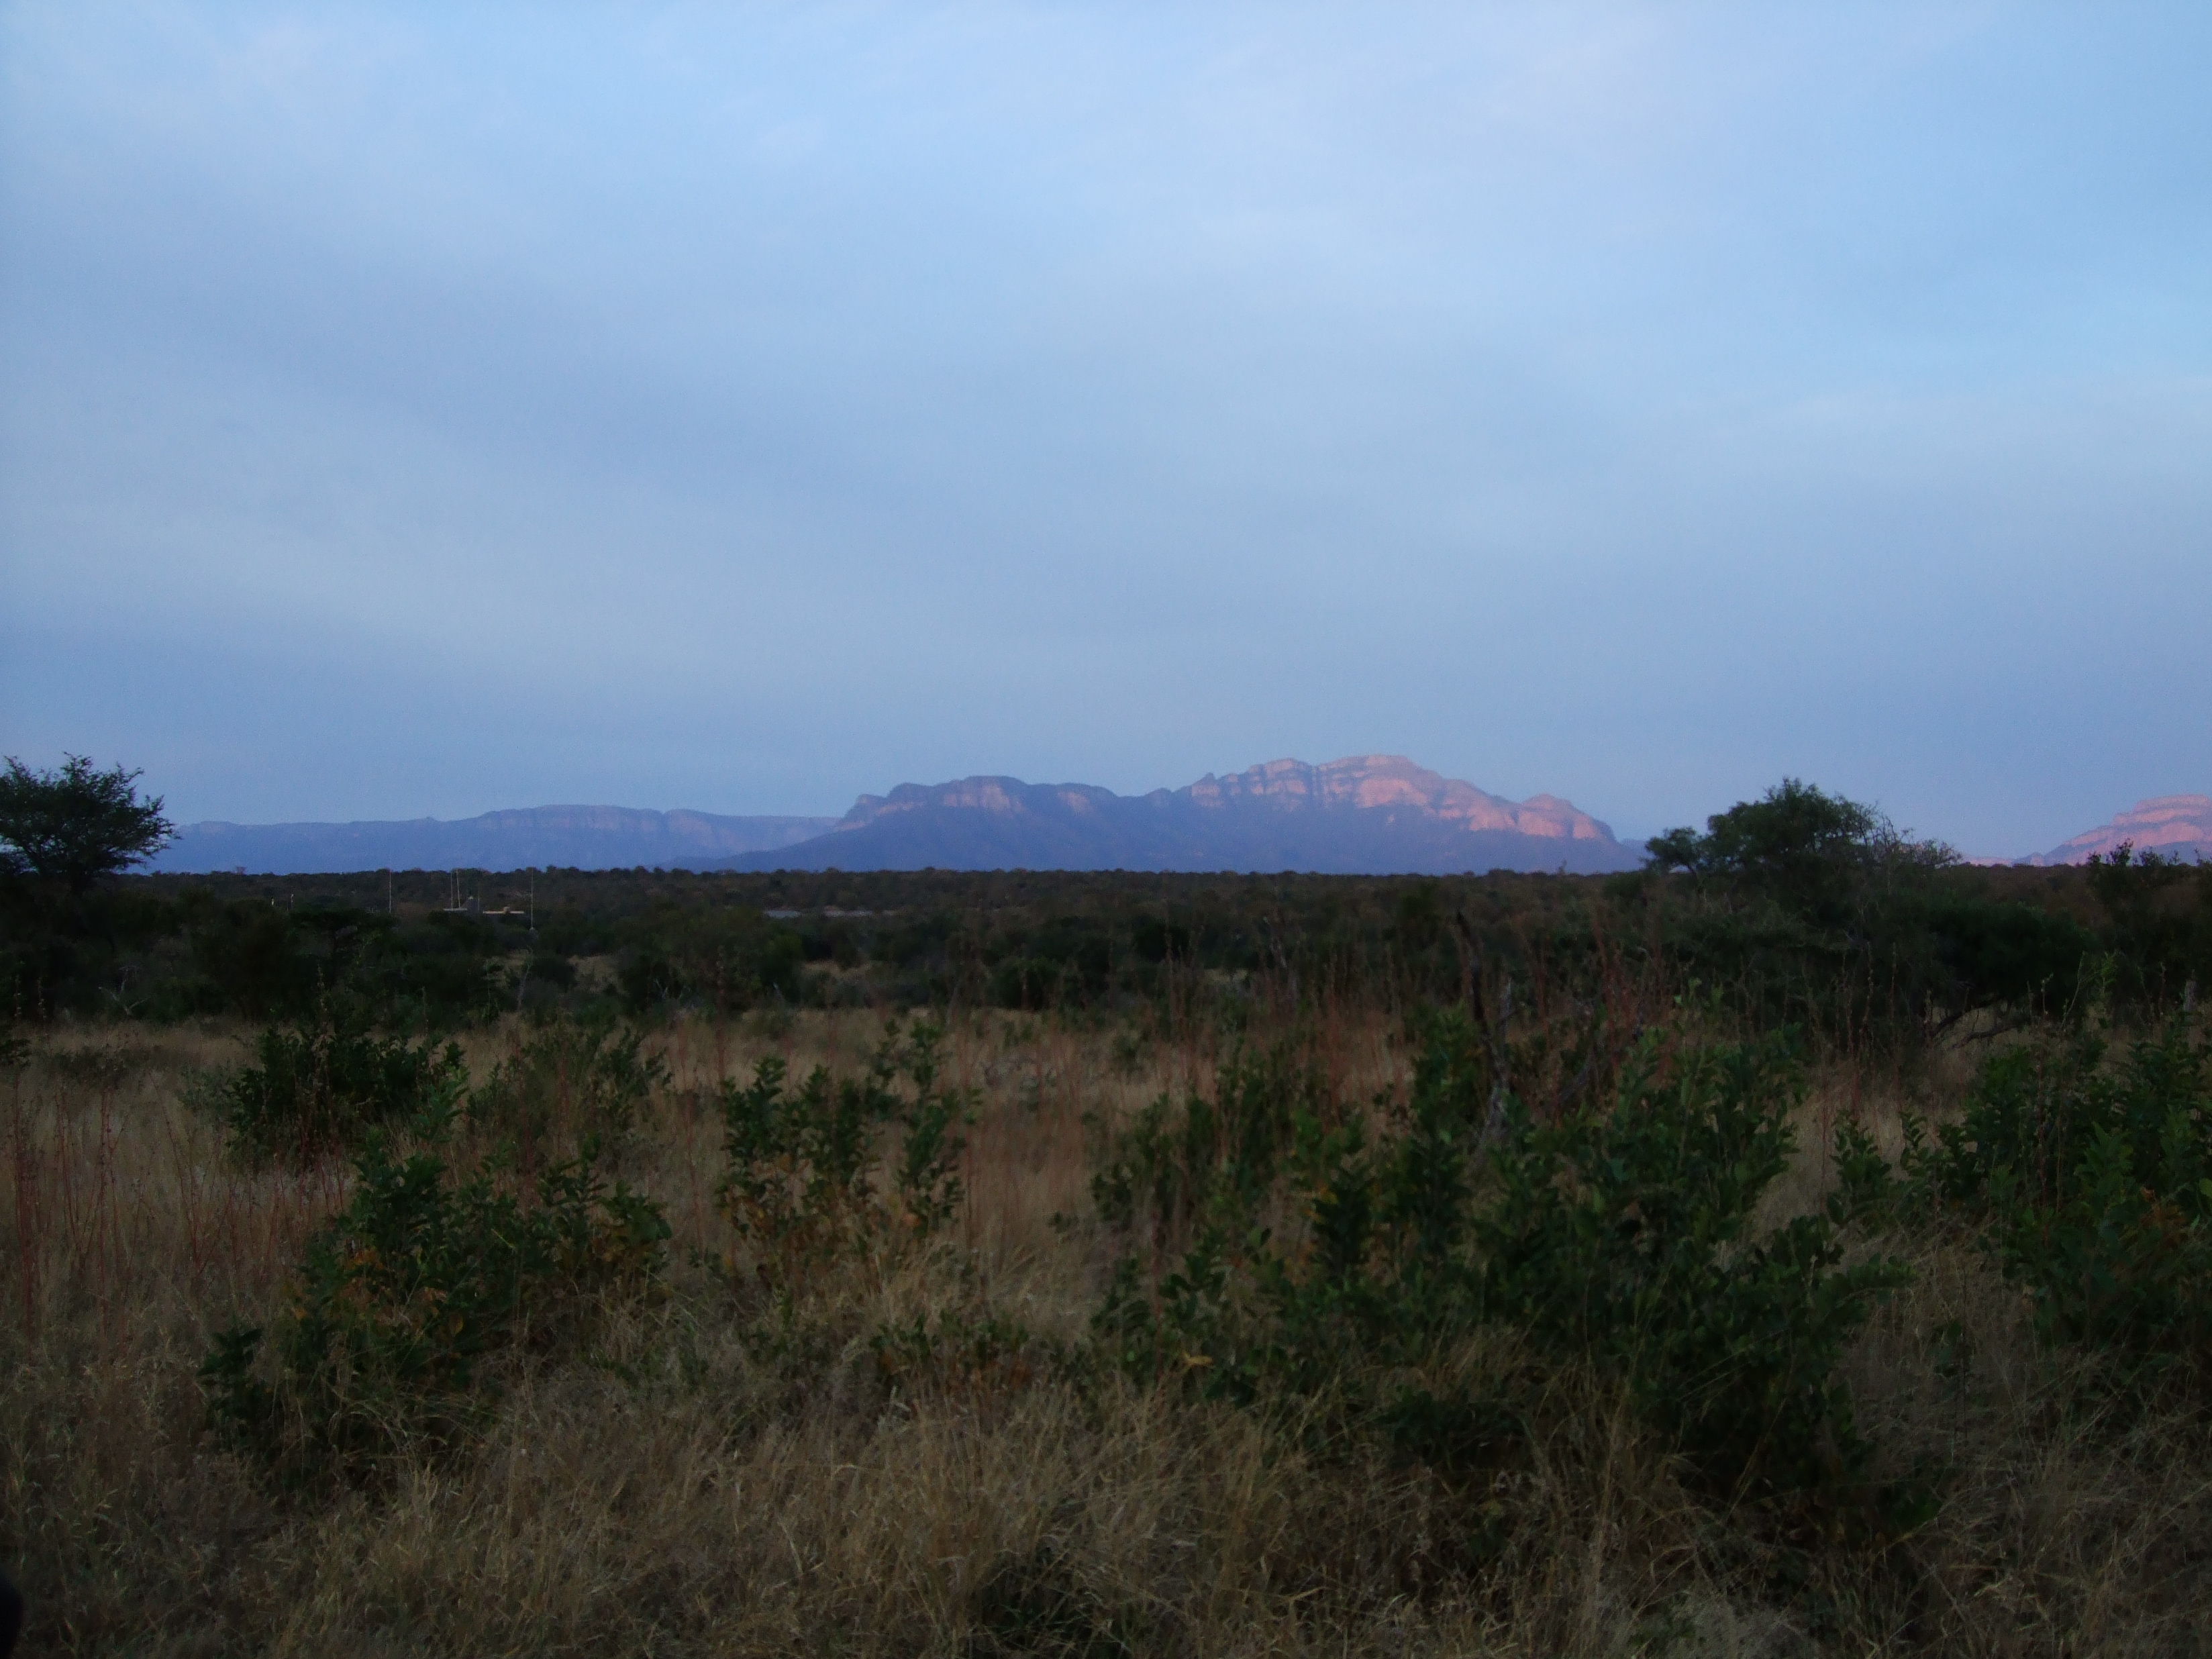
[[146, 764, 2211, 879], [716, 756, 1641, 874], [2021, 795, 2212, 866], [148, 806, 840, 876], [150, 756, 1644, 876]]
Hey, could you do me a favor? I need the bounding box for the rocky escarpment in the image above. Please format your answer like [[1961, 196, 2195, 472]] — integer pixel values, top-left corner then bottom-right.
[[2025, 795, 2212, 865], [726, 756, 1641, 874], [149, 758, 1648, 877], [1172, 755, 1617, 842]]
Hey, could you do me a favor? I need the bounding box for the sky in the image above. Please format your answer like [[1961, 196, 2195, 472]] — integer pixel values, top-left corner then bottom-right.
[[2, 3, 2207, 857]]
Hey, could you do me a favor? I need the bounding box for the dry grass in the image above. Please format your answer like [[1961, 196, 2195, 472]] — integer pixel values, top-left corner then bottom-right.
[[5, 1009, 2209, 1656]]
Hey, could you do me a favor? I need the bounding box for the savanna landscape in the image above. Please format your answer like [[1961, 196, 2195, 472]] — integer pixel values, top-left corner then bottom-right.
[[5, 13, 2209, 1654], [8, 767, 2212, 1656]]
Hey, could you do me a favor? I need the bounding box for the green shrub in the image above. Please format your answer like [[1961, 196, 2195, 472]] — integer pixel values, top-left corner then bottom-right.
[[189, 903, 317, 1018], [221, 1005, 466, 1162], [1095, 1012, 1909, 1509], [870, 1305, 1056, 1402], [611, 907, 805, 1017], [1905, 1018, 2212, 1374], [467, 1012, 670, 1149], [2087, 846, 2212, 1013], [201, 1134, 669, 1485], [1476, 1034, 1911, 1501], [715, 1019, 969, 1293], [1644, 777, 2096, 1052], [1089, 1040, 1324, 1255]]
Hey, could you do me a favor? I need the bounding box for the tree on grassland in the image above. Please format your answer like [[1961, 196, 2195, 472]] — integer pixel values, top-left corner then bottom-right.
[[0, 754, 174, 895]]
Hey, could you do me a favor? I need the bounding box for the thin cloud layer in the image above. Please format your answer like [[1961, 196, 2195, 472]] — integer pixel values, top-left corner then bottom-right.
[[2, 3, 2207, 855]]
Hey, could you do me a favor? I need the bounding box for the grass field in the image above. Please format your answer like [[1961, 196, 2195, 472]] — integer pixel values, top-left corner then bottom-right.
[[6, 1002, 2210, 1656]]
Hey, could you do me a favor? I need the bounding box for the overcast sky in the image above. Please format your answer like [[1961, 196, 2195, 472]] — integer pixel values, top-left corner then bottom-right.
[[3, 3, 2207, 855]]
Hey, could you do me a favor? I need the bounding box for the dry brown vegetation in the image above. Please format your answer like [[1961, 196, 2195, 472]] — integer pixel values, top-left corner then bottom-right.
[[6, 1005, 2211, 1657]]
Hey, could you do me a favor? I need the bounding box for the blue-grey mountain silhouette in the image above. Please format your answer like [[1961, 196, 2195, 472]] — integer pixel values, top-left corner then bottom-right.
[[720, 756, 1642, 874], [147, 757, 1643, 876], [150, 806, 838, 875]]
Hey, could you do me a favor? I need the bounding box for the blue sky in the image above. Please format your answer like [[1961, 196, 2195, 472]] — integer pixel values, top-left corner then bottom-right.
[[2, 3, 2207, 855]]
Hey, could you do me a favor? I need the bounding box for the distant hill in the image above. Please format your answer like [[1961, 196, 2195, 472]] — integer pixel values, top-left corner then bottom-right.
[[2022, 795, 2212, 866], [719, 756, 1644, 874], [150, 806, 841, 875], [143, 758, 1645, 877]]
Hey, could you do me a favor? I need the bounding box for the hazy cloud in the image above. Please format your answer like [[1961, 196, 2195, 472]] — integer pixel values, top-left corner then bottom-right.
[[3, 3, 2207, 854]]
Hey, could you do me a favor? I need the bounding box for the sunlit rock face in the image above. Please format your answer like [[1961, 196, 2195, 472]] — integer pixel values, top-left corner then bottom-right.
[[1178, 756, 1616, 842], [840, 778, 1120, 828], [729, 756, 1642, 874], [2025, 795, 2212, 866]]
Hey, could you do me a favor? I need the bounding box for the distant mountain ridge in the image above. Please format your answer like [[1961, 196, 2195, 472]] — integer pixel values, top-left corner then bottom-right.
[[150, 806, 840, 876], [2023, 795, 2212, 866], [144, 757, 1643, 876], [720, 756, 1642, 874]]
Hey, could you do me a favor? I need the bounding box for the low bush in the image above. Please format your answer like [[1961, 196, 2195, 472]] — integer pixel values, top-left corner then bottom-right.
[[201, 1132, 670, 1485], [1476, 1033, 1911, 1503], [2087, 844, 2212, 1014], [869, 1305, 1057, 1404], [219, 1003, 466, 1162], [466, 1011, 670, 1150], [715, 1019, 970, 1296], [1903, 1016, 2212, 1378], [1089, 1039, 1325, 1258], [1095, 1010, 1911, 1515]]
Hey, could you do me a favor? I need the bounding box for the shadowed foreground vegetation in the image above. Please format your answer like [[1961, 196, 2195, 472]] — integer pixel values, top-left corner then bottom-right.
[[6, 787, 2212, 1654]]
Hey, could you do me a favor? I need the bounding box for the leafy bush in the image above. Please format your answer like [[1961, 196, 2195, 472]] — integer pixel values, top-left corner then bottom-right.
[[1643, 776, 2093, 1051], [189, 903, 317, 1018], [870, 1305, 1055, 1403], [221, 1005, 467, 1162], [1089, 1040, 1323, 1257], [2087, 845, 2212, 1013], [615, 909, 806, 1017], [989, 917, 1117, 1009], [1476, 1034, 1911, 1501], [1095, 1011, 1909, 1509], [201, 1134, 669, 1484], [1908, 889, 2095, 1028], [467, 1012, 670, 1149], [715, 1019, 969, 1293], [1904, 1018, 2212, 1375]]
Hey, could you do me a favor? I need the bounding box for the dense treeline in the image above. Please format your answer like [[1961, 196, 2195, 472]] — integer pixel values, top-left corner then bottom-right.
[[3, 767, 2206, 1054], [5, 823, 2209, 1047]]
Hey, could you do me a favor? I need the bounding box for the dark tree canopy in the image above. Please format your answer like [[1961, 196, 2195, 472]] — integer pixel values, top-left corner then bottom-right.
[[1636, 778, 2093, 1034], [0, 754, 174, 894], [1640, 777, 1944, 931], [1646, 778, 1882, 880]]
